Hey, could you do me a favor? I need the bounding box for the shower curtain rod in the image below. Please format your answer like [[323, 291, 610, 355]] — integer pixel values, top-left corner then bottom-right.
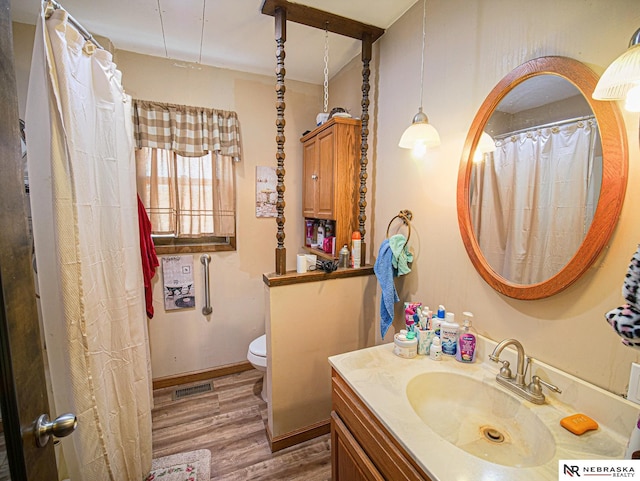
[[493, 114, 596, 140], [44, 0, 104, 50]]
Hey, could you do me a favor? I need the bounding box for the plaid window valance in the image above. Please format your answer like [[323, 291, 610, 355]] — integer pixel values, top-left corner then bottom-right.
[[132, 99, 242, 160]]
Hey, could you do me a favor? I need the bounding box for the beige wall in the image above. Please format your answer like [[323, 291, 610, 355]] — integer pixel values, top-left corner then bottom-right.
[[360, 0, 640, 395]]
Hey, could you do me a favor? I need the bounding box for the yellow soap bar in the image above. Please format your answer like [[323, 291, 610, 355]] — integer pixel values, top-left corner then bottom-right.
[[560, 414, 599, 435]]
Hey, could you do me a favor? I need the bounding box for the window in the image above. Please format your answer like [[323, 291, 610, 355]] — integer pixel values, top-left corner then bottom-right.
[[132, 100, 242, 254], [135, 148, 235, 253]]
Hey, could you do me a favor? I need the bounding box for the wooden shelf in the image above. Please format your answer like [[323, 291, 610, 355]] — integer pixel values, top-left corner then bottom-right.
[[263, 266, 373, 287]]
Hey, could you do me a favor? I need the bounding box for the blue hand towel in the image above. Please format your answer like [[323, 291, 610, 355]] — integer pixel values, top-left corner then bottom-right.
[[374, 239, 399, 339]]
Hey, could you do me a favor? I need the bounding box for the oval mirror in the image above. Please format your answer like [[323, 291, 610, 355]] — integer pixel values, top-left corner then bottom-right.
[[457, 56, 628, 300]]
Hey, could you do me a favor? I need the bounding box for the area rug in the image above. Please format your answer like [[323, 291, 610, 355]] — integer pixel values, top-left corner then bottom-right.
[[145, 449, 211, 481]]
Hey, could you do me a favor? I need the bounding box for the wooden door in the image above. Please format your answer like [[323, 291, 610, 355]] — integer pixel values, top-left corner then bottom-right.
[[331, 412, 384, 481], [0, 5, 59, 480], [302, 138, 317, 217], [316, 127, 335, 218]]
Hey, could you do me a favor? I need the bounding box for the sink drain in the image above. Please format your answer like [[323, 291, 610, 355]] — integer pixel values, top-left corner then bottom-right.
[[481, 426, 505, 443]]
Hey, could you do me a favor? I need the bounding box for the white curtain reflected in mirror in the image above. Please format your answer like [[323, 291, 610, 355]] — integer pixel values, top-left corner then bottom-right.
[[470, 118, 601, 284]]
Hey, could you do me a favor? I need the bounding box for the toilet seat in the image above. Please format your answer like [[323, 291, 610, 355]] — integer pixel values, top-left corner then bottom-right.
[[247, 334, 267, 369], [249, 334, 266, 357]]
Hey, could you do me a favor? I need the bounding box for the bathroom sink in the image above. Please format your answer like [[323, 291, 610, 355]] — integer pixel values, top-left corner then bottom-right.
[[406, 372, 556, 468]]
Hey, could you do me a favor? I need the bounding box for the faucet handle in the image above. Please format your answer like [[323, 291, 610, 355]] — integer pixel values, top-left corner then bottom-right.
[[498, 360, 512, 379], [528, 375, 562, 396]]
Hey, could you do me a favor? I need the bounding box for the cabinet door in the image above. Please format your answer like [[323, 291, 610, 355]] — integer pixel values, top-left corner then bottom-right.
[[316, 128, 335, 218], [332, 412, 384, 481], [302, 138, 317, 217]]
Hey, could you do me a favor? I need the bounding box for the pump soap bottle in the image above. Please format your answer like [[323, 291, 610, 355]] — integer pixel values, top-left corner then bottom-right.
[[455, 312, 477, 363]]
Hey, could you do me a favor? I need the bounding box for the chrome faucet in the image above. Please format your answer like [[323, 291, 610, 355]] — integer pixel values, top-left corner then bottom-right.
[[489, 338, 561, 404], [489, 338, 527, 386]]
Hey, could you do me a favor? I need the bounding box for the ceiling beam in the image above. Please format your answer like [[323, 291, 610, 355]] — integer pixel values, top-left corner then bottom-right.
[[260, 0, 385, 42]]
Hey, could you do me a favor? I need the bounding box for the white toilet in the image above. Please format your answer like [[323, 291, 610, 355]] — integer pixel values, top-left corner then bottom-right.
[[247, 334, 267, 402]]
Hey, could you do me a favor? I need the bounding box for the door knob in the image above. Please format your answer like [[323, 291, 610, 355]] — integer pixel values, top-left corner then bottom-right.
[[34, 413, 77, 448], [311, 174, 318, 180]]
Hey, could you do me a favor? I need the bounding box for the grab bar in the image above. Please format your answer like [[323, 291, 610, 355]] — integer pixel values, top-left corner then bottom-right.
[[200, 254, 213, 315]]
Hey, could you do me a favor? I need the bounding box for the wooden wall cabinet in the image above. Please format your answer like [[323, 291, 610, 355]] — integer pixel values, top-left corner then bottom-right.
[[331, 369, 432, 481], [301, 117, 360, 258]]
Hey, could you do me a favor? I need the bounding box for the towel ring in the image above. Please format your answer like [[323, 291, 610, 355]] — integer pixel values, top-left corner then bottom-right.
[[386, 210, 412, 249]]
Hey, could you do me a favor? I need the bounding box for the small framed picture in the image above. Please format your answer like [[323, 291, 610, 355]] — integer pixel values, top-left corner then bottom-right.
[[256, 166, 277, 218]]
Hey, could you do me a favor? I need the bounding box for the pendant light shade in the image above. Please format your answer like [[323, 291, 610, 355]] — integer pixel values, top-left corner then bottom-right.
[[472, 131, 496, 163], [398, 108, 440, 149], [398, 0, 440, 150], [593, 27, 640, 111]]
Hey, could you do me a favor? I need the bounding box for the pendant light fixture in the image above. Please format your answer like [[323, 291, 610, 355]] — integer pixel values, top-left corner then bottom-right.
[[592, 27, 640, 111], [473, 131, 496, 163], [398, 0, 440, 152]]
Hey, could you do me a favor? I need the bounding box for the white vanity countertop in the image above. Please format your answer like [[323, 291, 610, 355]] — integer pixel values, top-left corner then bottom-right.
[[329, 337, 640, 481]]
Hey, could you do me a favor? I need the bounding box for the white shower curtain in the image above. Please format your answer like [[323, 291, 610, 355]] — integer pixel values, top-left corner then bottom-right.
[[25, 6, 152, 481], [471, 119, 600, 284]]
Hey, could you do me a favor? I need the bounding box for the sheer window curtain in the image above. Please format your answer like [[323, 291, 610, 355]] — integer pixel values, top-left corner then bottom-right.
[[25, 7, 151, 481], [471, 119, 600, 284], [135, 149, 236, 237], [132, 100, 240, 238]]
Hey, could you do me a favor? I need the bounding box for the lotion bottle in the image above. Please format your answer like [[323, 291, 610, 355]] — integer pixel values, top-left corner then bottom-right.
[[440, 313, 459, 357], [455, 312, 477, 363], [429, 336, 442, 361]]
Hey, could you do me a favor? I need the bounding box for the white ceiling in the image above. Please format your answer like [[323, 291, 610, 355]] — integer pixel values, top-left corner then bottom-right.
[[496, 75, 584, 114], [10, 0, 417, 84]]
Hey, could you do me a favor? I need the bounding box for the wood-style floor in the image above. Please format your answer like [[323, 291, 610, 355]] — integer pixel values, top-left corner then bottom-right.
[[152, 368, 331, 480]]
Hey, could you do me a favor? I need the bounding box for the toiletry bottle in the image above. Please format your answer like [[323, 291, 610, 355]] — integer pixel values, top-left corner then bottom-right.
[[351, 231, 362, 268], [429, 336, 442, 361], [626, 414, 640, 459], [305, 220, 314, 247], [317, 221, 325, 248], [455, 312, 477, 363], [325, 220, 333, 238], [338, 244, 350, 268], [440, 312, 459, 356], [433, 305, 445, 336]]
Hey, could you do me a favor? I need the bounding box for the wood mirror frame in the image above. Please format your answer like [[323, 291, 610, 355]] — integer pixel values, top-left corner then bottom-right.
[[457, 56, 628, 300]]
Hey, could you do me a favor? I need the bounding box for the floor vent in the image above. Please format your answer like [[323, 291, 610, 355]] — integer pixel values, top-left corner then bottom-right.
[[172, 381, 213, 400]]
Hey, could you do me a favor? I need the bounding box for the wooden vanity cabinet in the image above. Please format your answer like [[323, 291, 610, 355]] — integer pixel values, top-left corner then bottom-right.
[[301, 117, 360, 258], [331, 369, 432, 481]]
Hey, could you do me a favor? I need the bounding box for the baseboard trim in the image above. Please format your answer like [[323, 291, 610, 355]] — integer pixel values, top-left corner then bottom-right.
[[152, 361, 253, 390], [266, 419, 331, 453]]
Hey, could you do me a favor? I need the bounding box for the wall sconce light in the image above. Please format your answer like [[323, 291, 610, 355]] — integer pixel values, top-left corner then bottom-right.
[[592, 28, 640, 111], [398, 0, 440, 152]]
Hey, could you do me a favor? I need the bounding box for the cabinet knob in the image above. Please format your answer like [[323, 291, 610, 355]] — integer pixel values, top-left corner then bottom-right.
[[311, 174, 318, 181]]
